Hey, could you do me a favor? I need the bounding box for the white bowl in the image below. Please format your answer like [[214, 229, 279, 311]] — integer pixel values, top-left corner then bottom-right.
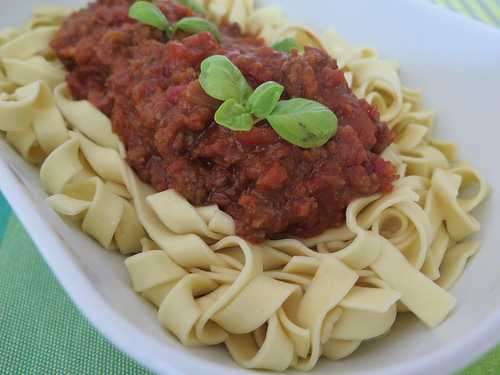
[[1, 1, 500, 374]]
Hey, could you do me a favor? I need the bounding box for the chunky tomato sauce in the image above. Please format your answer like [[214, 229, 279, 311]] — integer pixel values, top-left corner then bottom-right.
[[51, 0, 396, 242]]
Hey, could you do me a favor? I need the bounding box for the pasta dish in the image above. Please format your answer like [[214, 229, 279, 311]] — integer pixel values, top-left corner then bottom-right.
[[0, 0, 490, 371]]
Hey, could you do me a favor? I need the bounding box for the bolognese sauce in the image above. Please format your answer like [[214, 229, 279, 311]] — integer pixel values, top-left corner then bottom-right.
[[51, 0, 396, 242]]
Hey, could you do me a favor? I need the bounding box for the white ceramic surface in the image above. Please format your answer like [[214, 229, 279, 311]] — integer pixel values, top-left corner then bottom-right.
[[1, 1, 500, 374]]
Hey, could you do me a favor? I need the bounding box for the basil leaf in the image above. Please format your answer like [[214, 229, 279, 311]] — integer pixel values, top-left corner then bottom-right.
[[272, 37, 304, 53], [175, 17, 220, 41], [176, 0, 205, 14], [267, 98, 338, 148], [215, 99, 254, 131], [199, 55, 252, 102], [129, 1, 170, 31], [247, 81, 284, 119], [165, 24, 175, 39]]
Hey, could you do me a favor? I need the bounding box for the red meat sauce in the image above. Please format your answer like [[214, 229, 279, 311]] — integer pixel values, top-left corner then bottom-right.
[[51, 0, 396, 243]]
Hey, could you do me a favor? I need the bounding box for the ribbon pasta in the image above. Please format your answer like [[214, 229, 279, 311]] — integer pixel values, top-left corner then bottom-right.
[[0, 2, 490, 372]]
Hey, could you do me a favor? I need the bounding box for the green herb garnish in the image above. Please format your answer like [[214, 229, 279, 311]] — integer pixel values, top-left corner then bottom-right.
[[175, 17, 220, 41], [267, 98, 337, 148], [129, 1, 170, 31], [128, 1, 218, 40], [199, 55, 338, 148], [272, 37, 304, 53], [247, 81, 284, 119], [215, 99, 254, 131], [176, 0, 205, 14], [199, 55, 252, 103]]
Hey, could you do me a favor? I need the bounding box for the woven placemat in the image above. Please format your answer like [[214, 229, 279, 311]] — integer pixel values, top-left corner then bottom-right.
[[0, 1, 499, 374]]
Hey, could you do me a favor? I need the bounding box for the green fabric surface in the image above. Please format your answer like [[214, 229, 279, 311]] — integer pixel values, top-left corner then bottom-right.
[[0, 212, 150, 375], [0, 1, 499, 374]]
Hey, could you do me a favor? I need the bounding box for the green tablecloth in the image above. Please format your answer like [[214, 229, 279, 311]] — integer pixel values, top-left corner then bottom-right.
[[1, 1, 499, 374]]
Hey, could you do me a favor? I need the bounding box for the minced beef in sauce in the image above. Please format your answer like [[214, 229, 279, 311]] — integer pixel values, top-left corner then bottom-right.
[[51, 0, 396, 242]]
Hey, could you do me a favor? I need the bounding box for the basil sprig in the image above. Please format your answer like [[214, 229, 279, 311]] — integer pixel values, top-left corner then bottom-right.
[[129, 1, 170, 31], [215, 99, 254, 131], [199, 55, 338, 148], [128, 1, 219, 41], [267, 99, 337, 148], [175, 17, 221, 42], [247, 81, 284, 118], [200, 55, 252, 102], [272, 37, 304, 53], [176, 0, 205, 14]]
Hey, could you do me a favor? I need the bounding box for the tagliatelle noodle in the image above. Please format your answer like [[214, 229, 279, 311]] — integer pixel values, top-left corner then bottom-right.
[[0, 81, 68, 164], [40, 131, 146, 254], [54, 83, 119, 149], [0, 2, 490, 371]]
